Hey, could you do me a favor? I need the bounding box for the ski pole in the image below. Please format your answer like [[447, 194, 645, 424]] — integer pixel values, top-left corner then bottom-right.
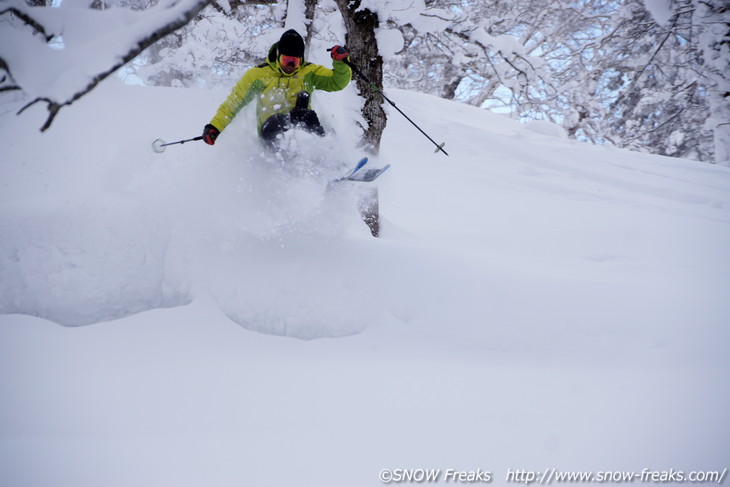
[[332, 50, 448, 156], [151, 136, 203, 153]]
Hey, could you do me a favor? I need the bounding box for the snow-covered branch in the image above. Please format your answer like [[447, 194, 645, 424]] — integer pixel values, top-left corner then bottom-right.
[[1, 0, 211, 131], [0, 7, 53, 42]]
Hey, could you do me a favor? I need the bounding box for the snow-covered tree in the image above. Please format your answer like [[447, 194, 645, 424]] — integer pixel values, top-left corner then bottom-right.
[[130, 1, 284, 89], [379, 0, 724, 163], [3, 0, 725, 164], [688, 0, 729, 165]]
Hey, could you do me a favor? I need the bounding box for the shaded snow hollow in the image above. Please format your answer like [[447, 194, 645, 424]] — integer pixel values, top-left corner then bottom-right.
[[1, 81, 729, 487]]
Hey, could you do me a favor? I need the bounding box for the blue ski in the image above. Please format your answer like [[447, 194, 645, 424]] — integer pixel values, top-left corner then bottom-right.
[[345, 164, 391, 182], [331, 157, 368, 182], [331, 157, 390, 183]]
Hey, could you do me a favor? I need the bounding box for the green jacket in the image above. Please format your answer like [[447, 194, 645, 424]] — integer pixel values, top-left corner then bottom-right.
[[210, 43, 352, 134]]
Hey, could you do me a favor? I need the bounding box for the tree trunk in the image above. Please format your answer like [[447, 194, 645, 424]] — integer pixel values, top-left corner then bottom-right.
[[333, 0, 386, 154], [332, 0, 386, 237], [302, 0, 317, 49], [442, 75, 462, 100], [358, 187, 381, 237]]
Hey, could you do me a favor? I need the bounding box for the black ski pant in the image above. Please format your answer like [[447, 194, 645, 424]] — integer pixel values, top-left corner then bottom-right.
[[260, 108, 325, 144]]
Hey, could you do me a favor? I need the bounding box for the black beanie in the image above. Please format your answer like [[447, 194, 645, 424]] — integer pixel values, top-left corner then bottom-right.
[[278, 29, 305, 58]]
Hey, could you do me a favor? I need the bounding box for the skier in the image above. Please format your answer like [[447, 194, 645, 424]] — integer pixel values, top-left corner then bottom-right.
[[202, 29, 351, 148]]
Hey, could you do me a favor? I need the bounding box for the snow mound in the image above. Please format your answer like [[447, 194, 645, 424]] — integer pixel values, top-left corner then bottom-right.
[[211, 238, 380, 339], [0, 199, 190, 326]]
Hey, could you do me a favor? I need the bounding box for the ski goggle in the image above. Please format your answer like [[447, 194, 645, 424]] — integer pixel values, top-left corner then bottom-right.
[[279, 55, 301, 70]]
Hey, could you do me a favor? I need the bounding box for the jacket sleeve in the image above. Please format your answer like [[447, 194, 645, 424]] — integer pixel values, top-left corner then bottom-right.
[[307, 60, 352, 92], [210, 69, 265, 132]]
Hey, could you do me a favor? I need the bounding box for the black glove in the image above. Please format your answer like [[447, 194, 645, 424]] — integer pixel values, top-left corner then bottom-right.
[[330, 45, 349, 61], [203, 124, 220, 145]]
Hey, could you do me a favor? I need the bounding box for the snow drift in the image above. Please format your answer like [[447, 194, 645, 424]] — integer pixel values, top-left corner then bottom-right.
[[1, 80, 729, 487]]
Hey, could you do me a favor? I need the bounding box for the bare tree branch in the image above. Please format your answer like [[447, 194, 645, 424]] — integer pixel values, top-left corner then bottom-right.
[[0, 56, 20, 92]]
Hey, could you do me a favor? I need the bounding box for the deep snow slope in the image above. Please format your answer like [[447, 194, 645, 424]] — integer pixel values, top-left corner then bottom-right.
[[1, 81, 729, 487]]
